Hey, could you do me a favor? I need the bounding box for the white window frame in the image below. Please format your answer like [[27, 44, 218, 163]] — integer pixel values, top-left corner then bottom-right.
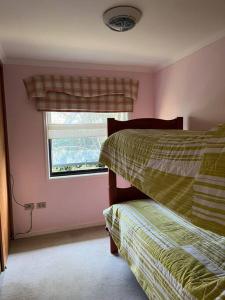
[[44, 112, 129, 178]]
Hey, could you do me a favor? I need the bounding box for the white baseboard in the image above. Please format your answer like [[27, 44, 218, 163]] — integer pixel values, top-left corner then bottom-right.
[[14, 221, 105, 239]]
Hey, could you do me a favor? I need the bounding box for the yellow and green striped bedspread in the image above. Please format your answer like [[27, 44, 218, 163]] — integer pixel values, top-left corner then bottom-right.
[[104, 199, 225, 299], [100, 127, 225, 236]]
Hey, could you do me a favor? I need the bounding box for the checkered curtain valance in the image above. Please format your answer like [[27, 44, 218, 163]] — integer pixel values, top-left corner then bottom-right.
[[23, 75, 139, 112]]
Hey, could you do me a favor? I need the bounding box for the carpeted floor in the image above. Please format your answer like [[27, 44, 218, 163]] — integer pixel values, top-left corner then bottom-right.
[[0, 226, 148, 300]]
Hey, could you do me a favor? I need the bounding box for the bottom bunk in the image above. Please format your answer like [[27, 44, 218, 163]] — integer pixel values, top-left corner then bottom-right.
[[104, 199, 225, 300]]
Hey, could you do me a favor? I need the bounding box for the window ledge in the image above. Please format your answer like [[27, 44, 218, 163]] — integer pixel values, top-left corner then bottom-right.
[[48, 171, 108, 180]]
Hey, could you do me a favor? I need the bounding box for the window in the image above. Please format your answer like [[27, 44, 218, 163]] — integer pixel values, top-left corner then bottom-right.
[[46, 112, 128, 177]]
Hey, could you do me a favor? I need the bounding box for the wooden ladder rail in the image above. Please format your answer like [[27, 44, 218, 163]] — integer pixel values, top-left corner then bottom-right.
[[108, 169, 148, 254]]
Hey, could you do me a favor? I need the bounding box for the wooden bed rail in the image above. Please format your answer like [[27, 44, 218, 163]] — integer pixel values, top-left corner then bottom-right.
[[106, 117, 183, 254], [109, 170, 149, 206], [107, 117, 183, 136]]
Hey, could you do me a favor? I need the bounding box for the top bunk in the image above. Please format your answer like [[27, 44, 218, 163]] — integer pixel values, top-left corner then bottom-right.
[[100, 117, 183, 205], [99, 117, 225, 237], [100, 117, 183, 207]]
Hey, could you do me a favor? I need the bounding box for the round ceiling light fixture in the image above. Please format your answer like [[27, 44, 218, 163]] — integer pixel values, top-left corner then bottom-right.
[[103, 5, 142, 32]]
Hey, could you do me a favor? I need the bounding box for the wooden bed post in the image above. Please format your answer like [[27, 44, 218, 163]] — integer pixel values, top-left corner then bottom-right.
[[108, 169, 118, 254], [109, 169, 117, 207]]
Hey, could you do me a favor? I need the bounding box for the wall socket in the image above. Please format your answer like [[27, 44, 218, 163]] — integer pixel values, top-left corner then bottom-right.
[[24, 203, 35, 210], [36, 202, 46, 209]]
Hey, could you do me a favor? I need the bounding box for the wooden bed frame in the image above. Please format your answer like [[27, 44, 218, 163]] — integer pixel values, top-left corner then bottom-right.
[[106, 117, 183, 254]]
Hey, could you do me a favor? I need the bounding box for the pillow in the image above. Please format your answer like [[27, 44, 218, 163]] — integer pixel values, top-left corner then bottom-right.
[[192, 123, 225, 236]]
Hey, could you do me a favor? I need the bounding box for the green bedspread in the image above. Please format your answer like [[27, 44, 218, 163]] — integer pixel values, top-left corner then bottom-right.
[[104, 199, 225, 299], [100, 128, 209, 220], [99, 127, 225, 235]]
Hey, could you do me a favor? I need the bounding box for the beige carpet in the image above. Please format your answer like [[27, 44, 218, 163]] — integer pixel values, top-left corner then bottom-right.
[[0, 226, 148, 300]]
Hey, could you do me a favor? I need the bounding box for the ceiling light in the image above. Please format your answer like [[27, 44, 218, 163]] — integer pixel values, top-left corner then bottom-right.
[[103, 6, 142, 32]]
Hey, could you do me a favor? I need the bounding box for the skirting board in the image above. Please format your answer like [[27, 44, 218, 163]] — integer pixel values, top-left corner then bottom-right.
[[14, 221, 105, 239]]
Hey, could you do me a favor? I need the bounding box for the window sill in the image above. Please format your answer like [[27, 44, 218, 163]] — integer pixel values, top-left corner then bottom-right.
[[48, 171, 108, 180]]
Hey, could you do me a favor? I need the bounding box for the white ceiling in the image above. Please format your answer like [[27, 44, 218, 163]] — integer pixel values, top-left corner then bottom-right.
[[0, 0, 225, 69]]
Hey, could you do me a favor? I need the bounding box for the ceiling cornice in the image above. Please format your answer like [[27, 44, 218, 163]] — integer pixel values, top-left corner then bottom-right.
[[3, 30, 225, 73], [156, 30, 225, 73], [3, 58, 154, 74]]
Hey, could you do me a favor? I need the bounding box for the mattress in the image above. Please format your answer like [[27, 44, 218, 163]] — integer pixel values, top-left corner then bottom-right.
[[104, 199, 225, 300], [100, 128, 210, 221]]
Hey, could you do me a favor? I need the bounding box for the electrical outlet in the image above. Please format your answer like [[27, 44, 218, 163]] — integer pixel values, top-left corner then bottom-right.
[[36, 202, 46, 209], [24, 203, 35, 210]]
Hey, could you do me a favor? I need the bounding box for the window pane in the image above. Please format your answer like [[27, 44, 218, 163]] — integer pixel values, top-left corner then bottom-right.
[[50, 136, 105, 174], [47, 112, 128, 176], [49, 112, 127, 124]]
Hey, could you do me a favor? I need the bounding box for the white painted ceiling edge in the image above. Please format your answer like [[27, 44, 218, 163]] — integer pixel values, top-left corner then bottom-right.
[[161, 29, 225, 72], [3, 31, 225, 74], [3, 58, 153, 73]]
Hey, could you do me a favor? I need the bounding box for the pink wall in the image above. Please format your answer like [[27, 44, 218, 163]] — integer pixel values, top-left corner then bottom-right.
[[3, 63, 154, 237], [154, 36, 225, 130]]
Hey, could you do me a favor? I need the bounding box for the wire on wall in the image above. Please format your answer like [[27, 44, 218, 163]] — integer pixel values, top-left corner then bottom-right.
[[10, 174, 33, 236]]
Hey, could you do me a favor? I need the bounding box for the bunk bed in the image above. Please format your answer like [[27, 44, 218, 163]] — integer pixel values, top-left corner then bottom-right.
[[99, 117, 225, 300]]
